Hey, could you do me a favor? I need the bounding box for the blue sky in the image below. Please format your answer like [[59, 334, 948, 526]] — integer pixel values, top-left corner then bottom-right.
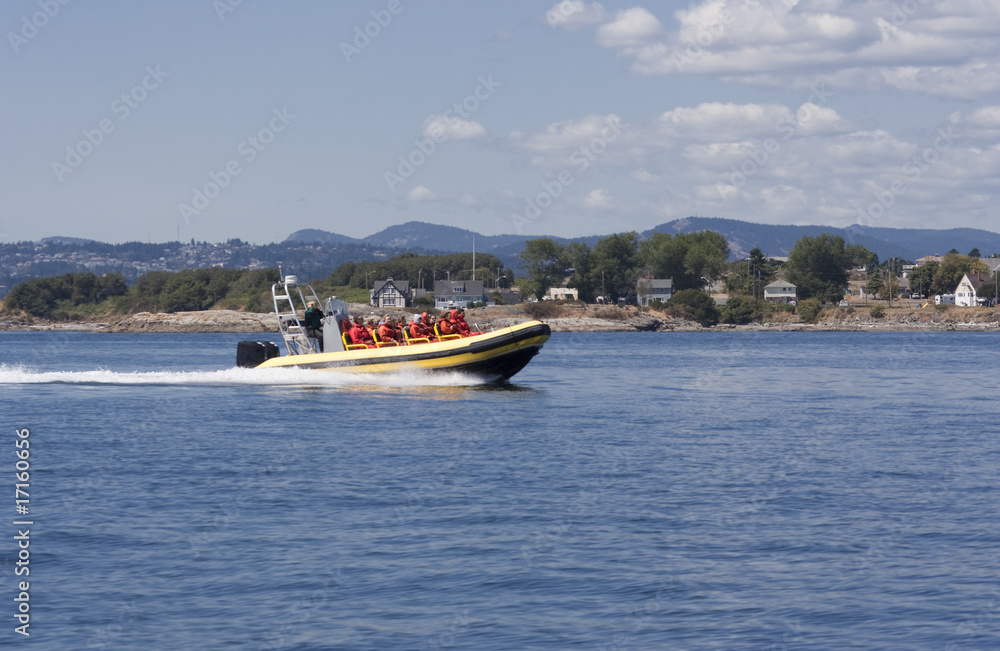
[[2, 0, 999, 244]]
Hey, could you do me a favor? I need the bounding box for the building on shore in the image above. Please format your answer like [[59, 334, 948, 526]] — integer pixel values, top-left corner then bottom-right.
[[763, 280, 797, 303]]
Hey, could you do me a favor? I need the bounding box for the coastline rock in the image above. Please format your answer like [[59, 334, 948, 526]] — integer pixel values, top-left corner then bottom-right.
[[105, 310, 275, 333]]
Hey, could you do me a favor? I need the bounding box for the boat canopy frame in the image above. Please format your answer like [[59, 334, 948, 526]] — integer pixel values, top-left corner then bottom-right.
[[271, 275, 322, 356]]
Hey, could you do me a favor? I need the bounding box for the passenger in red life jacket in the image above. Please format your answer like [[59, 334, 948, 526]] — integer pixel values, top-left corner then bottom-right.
[[437, 311, 456, 337], [417, 312, 434, 338], [379, 316, 404, 344], [348, 316, 373, 346], [421, 313, 438, 340], [407, 314, 428, 343], [451, 307, 473, 336]]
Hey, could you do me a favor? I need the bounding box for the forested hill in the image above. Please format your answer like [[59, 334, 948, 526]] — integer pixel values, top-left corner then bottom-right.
[[289, 219, 1000, 263], [649, 218, 1000, 261]]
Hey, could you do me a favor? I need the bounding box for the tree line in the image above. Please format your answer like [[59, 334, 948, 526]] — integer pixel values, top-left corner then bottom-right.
[[518, 230, 731, 302], [326, 252, 513, 291], [3, 268, 280, 318]]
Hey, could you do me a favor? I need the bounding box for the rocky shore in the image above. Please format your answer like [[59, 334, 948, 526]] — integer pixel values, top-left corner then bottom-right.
[[2, 303, 998, 333]]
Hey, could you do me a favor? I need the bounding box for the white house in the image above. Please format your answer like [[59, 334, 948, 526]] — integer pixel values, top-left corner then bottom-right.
[[545, 287, 578, 301], [636, 278, 673, 306], [370, 278, 411, 308], [763, 280, 796, 303], [434, 280, 486, 309], [955, 272, 990, 306]]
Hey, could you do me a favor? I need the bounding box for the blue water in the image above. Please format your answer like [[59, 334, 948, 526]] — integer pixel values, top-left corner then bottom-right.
[[1, 330, 999, 650]]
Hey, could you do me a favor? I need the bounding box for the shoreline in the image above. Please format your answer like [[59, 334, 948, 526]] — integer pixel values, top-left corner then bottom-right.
[[2, 303, 998, 333]]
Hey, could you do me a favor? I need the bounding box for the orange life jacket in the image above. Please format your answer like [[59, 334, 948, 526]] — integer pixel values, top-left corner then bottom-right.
[[348, 324, 370, 345]]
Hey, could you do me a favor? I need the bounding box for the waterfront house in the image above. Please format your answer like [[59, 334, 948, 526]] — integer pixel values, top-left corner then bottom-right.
[[545, 287, 578, 301], [434, 280, 486, 309], [763, 280, 797, 303], [371, 278, 411, 308], [636, 278, 673, 306], [954, 272, 990, 306]]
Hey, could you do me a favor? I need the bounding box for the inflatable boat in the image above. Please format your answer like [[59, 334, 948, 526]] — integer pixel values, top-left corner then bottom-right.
[[236, 276, 550, 381]]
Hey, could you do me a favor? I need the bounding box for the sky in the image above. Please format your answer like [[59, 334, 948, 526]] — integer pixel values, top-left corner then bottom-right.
[[2, 0, 1000, 244]]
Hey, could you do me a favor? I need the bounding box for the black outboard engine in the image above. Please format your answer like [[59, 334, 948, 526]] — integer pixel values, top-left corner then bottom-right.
[[236, 341, 280, 368]]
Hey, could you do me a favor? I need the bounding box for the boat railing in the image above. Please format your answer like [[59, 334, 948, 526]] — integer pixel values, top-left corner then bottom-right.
[[272, 276, 322, 356]]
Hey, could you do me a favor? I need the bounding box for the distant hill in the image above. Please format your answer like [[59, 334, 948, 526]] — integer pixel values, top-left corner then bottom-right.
[[289, 218, 1000, 263], [646, 217, 1000, 261], [283, 229, 363, 246], [40, 236, 99, 245]]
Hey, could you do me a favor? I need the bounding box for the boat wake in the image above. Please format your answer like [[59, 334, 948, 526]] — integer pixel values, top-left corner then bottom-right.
[[0, 364, 490, 388]]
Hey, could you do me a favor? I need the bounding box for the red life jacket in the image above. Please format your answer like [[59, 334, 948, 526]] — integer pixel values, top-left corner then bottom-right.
[[348, 324, 370, 345], [409, 321, 424, 340]]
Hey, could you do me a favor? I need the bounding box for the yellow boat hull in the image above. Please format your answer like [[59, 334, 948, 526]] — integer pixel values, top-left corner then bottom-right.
[[254, 320, 551, 381]]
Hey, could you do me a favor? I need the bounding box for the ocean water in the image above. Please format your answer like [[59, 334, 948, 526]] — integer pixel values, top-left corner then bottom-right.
[[1, 330, 999, 650]]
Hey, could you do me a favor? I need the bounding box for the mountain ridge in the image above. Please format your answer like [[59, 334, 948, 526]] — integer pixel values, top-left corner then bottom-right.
[[287, 218, 1000, 262]]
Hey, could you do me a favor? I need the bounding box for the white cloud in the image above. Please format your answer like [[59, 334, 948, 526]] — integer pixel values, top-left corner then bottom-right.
[[509, 114, 624, 152], [584, 189, 613, 209], [406, 186, 438, 202], [545, 1, 609, 30], [505, 102, 1000, 232], [421, 115, 487, 141], [595, 8, 661, 48], [458, 192, 481, 207], [569, 1, 1000, 99]]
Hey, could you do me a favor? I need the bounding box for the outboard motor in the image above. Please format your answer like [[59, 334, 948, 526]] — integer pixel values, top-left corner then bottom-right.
[[236, 341, 280, 368]]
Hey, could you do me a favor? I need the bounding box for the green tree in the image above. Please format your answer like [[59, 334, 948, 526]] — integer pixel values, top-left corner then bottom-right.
[[865, 274, 884, 299], [564, 242, 596, 303], [725, 248, 778, 297], [666, 289, 719, 326], [719, 295, 760, 324], [785, 234, 864, 303], [641, 230, 730, 291], [908, 262, 936, 298], [797, 297, 823, 323], [589, 232, 640, 302], [519, 238, 567, 299], [932, 253, 988, 295]]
